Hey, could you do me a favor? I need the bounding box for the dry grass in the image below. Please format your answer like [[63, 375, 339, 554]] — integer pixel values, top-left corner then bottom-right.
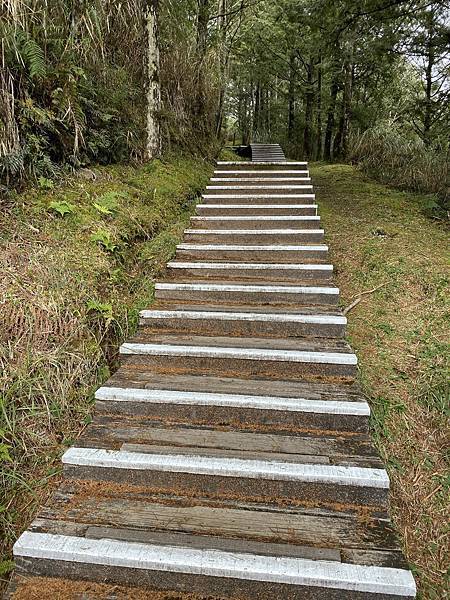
[[311, 163, 449, 600], [0, 156, 213, 592]]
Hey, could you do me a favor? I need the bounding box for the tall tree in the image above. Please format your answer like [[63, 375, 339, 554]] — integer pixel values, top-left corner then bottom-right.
[[145, 0, 161, 159]]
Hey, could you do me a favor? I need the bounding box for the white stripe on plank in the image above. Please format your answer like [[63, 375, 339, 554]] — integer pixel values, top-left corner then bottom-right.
[[216, 161, 307, 165], [155, 282, 338, 294], [140, 310, 345, 325], [202, 194, 315, 199], [177, 244, 328, 251], [210, 177, 311, 182], [95, 386, 369, 416], [192, 216, 320, 221], [184, 229, 325, 235], [62, 447, 383, 487], [14, 532, 415, 595], [214, 170, 309, 174], [119, 343, 357, 366], [167, 262, 333, 271], [206, 185, 313, 190], [197, 204, 317, 209]]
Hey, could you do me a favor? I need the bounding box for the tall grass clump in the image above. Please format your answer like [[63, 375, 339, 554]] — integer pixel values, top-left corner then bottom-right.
[[350, 122, 449, 214]]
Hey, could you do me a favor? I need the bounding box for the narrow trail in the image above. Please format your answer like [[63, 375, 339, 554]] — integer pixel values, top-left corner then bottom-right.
[[8, 146, 416, 599]]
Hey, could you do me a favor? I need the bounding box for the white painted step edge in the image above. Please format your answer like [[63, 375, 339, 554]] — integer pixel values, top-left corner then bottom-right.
[[191, 216, 320, 221], [119, 343, 357, 366], [140, 310, 346, 325], [14, 532, 415, 596], [214, 170, 310, 174], [197, 204, 318, 209], [210, 177, 312, 182], [95, 386, 369, 416], [177, 244, 329, 251], [216, 161, 307, 165], [184, 229, 325, 235], [206, 185, 313, 190], [167, 262, 333, 271], [202, 195, 316, 199], [61, 447, 384, 487], [155, 283, 339, 294]]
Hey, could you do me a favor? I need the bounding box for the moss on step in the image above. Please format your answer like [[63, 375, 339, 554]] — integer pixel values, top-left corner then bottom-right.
[[0, 155, 213, 589]]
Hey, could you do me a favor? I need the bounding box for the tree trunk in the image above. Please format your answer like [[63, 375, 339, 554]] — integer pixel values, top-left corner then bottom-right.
[[334, 53, 353, 159], [302, 59, 314, 159], [423, 9, 435, 146], [195, 0, 211, 119], [253, 81, 261, 139], [145, 0, 161, 159], [288, 52, 296, 142], [324, 76, 339, 160], [316, 53, 322, 159], [215, 0, 227, 137]]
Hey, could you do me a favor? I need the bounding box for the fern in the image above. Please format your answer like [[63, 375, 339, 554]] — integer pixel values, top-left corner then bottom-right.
[[15, 30, 46, 81]]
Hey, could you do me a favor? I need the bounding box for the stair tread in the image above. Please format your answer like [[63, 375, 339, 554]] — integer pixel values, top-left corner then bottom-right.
[[77, 415, 379, 462], [123, 333, 354, 354], [14, 528, 415, 597]]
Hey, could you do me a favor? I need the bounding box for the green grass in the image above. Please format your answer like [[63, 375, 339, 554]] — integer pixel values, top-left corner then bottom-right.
[[311, 163, 449, 600], [0, 155, 213, 590]]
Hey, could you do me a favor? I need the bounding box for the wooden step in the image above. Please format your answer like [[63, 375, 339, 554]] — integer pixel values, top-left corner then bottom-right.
[[205, 185, 314, 195], [190, 216, 321, 230], [61, 445, 385, 506], [216, 161, 308, 171], [210, 177, 312, 183], [80, 415, 377, 463], [196, 204, 317, 215], [166, 261, 333, 281], [40, 477, 400, 551], [176, 243, 329, 262], [200, 197, 317, 206], [13, 529, 415, 599], [155, 281, 339, 305], [214, 170, 310, 177], [95, 373, 370, 433], [139, 307, 346, 338], [119, 334, 357, 380], [183, 229, 325, 243], [202, 194, 316, 202]]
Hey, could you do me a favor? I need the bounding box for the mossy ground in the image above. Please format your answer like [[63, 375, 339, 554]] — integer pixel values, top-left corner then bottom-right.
[[0, 155, 213, 589], [311, 163, 449, 599]]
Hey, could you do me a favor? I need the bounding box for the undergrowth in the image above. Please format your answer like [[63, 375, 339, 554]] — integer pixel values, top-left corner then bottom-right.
[[0, 155, 213, 589], [350, 123, 449, 216], [312, 163, 449, 600]]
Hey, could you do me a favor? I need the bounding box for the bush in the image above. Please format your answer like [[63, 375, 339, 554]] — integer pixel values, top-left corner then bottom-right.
[[350, 122, 449, 213]]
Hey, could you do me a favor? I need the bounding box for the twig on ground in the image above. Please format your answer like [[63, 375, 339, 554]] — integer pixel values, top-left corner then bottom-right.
[[343, 297, 361, 315], [343, 282, 387, 315]]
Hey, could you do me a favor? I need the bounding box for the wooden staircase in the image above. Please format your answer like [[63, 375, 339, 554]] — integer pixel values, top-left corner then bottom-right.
[[8, 145, 416, 599]]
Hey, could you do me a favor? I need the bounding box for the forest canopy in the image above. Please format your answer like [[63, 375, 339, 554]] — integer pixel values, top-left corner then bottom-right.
[[0, 0, 449, 204]]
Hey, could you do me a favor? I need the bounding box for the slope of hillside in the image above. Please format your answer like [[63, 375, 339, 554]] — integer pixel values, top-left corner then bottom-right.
[[312, 163, 449, 599]]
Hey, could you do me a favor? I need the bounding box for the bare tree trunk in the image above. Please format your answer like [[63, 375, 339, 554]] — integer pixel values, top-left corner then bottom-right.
[[302, 59, 314, 159], [316, 53, 323, 160], [253, 81, 261, 139], [423, 9, 435, 147], [215, 0, 227, 137], [324, 77, 339, 160], [287, 52, 296, 142], [193, 0, 211, 121], [334, 53, 352, 158], [145, 0, 161, 159]]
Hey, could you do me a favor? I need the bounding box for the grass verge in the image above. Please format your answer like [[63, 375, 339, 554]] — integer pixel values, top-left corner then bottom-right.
[[0, 155, 213, 590], [311, 163, 449, 600]]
